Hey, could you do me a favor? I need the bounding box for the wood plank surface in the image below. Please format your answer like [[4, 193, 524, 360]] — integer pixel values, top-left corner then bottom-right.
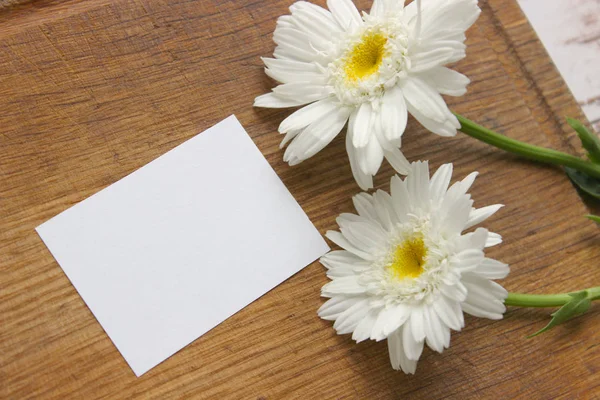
[[1, 0, 599, 398]]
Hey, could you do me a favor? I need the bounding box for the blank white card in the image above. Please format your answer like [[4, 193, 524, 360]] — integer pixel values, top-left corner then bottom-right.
[[36, 115, 329, 376]]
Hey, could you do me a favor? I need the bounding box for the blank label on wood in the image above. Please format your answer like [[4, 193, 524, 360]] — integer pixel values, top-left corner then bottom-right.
[[36, 115, 330, 376]]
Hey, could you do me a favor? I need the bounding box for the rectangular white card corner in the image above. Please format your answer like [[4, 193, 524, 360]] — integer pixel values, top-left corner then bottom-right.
[[36, 115, 330, 376]]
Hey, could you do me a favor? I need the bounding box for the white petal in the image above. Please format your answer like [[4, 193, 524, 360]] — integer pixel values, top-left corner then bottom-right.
[[284, 106, 351, 162], [352, 102, 373, 148], [372, 190, 398, 231], [461, 301, 504, 320], [406, 160, 430, 211], [319, 250, 360, 269], [254, 92, 310, 108], [325, 230, 374, 260], [320, 249, 369, 277], [409, 46, 457, 72], [372, 109, 398, 151], [439, 176, 473, 215], [390, 175, 411, 221], [273, 44, 324, 64], [422, 28, 466, 43], [325, 265, 358, 278], [441, 270, 461, 288], [469, 227, 489, 249], [279, 99, 338, 133], [290, 1, 337, 21], [272, 82, 330, 103], [265, 67, 326, 85], [489, 280, 509, 299], [418, 66, 470, 96], [402, 320, 425, 361], [441, 323, 451, 348], [442, 196, 473, 235], [336, 213, 384, 236], [287, 156, 302, 166], [273, 27, 322, 56], [459, 171, 478, 193], [432, 295, 464, 331], [408, 307, 426, 342], [401, 0, 417, 24], [486, 232, 502, 247], [321, 250, 362, 278], [461, 276, 508, 319], [340, 220, 388, 253], [358, 134, 384, 176], [440, 282, 468, 303], [370, 0, 403, 16], [382, 304, 411, 337], [389, 327, 419, 373], [418, 0, 480, 40], [381, 85, 408, 142], [347, 112, 374, 190], [276, 24, 330, 51], [369, 306, 395, 341], [276, 14, 295, 29], [406, 102, 459, 137], [352, 193, 378, 220], [401, 77, 451, 123], [370, 0, 385, 17], [354, 308, 381, 342], [423, 306, 447, 352], [475, 258, 510, 279], [333, 298, 372, 334], [452, 248, 484, 272], [429, 163, 453, 204], [318, 296, 366, 320], [327, 0, 362, 30], [262, 57, 319, 73], [280, 129, 301, 149], [453, 228, 484, 252], [417, 40, 467, 57], [322, 276, 366, 296], [465, 277, 508, 300], [290, 2, 342, 42], [465, 204, 503, 230], [384, 147, 411, 175]]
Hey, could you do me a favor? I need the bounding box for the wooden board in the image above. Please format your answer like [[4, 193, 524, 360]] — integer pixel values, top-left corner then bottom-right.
[[1, 0, 599, 398]]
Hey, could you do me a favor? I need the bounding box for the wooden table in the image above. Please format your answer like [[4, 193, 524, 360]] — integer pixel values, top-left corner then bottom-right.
[[1, 0, 599, 398]]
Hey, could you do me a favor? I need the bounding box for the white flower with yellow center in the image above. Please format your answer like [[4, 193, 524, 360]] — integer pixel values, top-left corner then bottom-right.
[[254, 0, 480, 189], [318, 161, 509, 373]]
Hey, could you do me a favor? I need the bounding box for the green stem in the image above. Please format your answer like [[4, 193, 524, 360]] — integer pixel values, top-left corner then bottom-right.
[[505, 287, 600, 307], [455, 113, 600, 179]]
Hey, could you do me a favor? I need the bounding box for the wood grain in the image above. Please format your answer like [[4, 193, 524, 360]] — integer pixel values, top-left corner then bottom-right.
[[1, 0, 599, 398]]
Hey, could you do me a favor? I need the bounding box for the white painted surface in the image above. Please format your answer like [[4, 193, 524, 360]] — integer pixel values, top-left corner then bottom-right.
[[517, 0, 600, 132]]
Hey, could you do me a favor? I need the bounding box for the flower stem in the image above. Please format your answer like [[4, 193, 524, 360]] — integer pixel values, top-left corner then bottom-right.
[[505, 287, 600, 307], [455, 113, 600, 179]]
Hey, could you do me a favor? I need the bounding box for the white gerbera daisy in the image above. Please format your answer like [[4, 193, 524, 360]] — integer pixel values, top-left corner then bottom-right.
[[318, 161, 508, 373], [254, 0, 480, 189]]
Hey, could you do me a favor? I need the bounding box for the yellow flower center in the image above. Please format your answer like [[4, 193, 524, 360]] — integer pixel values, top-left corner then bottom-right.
[[344, 33, 388, 82], [387, 237, 427, 280]]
